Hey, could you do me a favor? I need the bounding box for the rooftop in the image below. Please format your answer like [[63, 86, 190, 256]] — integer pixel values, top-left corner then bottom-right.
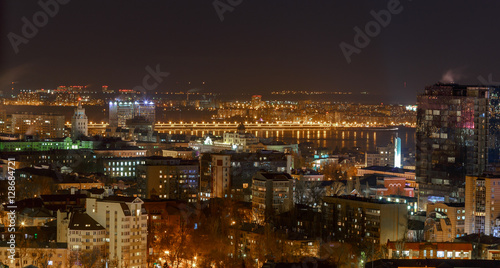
[[254, 172, 293, 181], [323, 195, 397, 205], [69, 212, 105, 230], [361, 165, 414, 174]]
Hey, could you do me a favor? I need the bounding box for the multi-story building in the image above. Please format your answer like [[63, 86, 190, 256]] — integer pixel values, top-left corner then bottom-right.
[[416, 84, 493, 209], [0, 109, 9, 134], [102, 156, 191, 180], [290, 169, 324, 182], [322, 195, 407, 246], [0, 149, 98, 176], [94, 147, 147, 158], [86, 197, 148, 268], [229, 224, 320, 261], [425, 203, 466, 242], [102, 157, 145, 179], [222, 127, 259, 148], [371, 176, 416, 198], [71, 101, 88, 138], [387, 241, 472, 259], [136, 159, 199, 202], [251, 172, 294, 223], [109, 100, 155, 128], [211, 154, 231, 198], [0, 241, 69, 268], [489, 87, 500, 164], [67, 211, 106, 253], [465, 175, 500, 236], [365, 137, 401, 168], [162, 147, 195, 160], [206, 151, 293, 201], [11, 112, 65, 138], [0, 137, 93, 152]]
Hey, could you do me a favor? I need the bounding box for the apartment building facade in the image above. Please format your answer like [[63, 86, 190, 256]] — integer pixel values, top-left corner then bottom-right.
[[86, 197, 148, 268]]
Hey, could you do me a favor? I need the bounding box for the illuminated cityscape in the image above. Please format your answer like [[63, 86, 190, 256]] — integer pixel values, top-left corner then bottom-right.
[[2, 1, 500, 268]]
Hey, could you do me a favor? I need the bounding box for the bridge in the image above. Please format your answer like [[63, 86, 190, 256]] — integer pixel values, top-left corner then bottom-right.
[[74, 121, 404, 134]]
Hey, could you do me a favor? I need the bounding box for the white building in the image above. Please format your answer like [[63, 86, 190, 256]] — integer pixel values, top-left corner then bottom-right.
[[86, 197, 148, 268], [223, 132, 259, 147], [67, 211, 107, 266]]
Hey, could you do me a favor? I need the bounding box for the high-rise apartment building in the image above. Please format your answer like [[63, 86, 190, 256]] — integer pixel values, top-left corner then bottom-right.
[[322, 195, 407, 246], [109, 100, 155, 128], [465, 175, 500, 236], [211, 154, 231, 198], [251, 172, 294, 223], [488, 87, 500, 164], [86, 197, 148, 268], [11, 112, 65, 138], [136, 159, 199, 202], [71, 101, 88, 138], [416, 84, 492, 208]]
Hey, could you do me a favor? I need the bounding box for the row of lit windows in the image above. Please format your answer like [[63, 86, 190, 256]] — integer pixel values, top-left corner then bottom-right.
[[110, 161, 144, 166]]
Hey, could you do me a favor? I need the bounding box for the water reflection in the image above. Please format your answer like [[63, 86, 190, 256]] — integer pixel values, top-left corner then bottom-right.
[[163, 128, 415, 152]]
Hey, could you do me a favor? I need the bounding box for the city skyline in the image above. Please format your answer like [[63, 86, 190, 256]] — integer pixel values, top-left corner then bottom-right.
[[4, 1, 500, 267], [2, 1, 500, 104]]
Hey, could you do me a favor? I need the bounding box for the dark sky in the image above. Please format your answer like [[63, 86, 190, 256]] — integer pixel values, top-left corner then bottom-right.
[[1, 0, 500, 104]]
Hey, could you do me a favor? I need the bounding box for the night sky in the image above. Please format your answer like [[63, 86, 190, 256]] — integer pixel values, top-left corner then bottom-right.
[[1, 0, 500, 104]]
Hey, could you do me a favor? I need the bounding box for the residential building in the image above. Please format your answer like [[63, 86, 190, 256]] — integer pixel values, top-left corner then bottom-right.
[[251, 172, 293, 223], [416, 84, 493, 209], [18, 207, 55, 227], [425, 203, 466, 242], [365, 137, 401, 168], [11, 112, 65, 138], [465, 175, 500, 236], [86, 197, 148, 268], [0, 241, 69, 268], [211, 154, 231, 198], [136, 159, 199, 202], [229, 224, 320, 261], [322, 195, 407, 246], [290, 169, 325, 182], [67, 211, 106, 253], [202, 151, 292, 201]]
